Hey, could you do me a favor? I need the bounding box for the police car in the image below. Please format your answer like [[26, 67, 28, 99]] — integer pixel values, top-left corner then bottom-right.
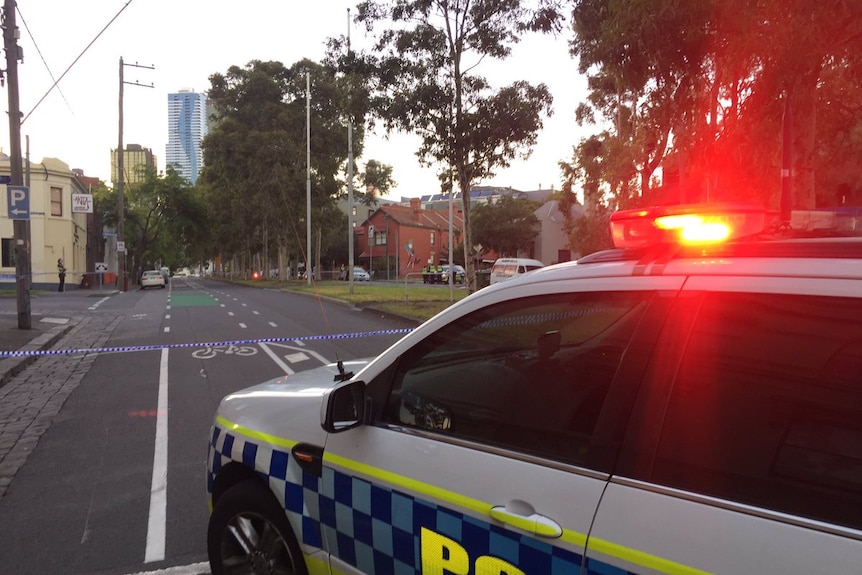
[[206, 204, 862, 575]]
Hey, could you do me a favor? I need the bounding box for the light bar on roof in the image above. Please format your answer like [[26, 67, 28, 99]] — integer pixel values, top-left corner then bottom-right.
[[610, 204, 767, 249]]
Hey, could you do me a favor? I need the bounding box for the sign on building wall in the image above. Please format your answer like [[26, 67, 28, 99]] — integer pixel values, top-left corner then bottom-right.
[[72, 193, 94, 213]]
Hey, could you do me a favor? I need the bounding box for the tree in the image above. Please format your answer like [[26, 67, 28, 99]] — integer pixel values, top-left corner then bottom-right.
[[97, 167, 202, 282], [358, 159, 395, 206], [471, 195, 540, 257], [200, 59, 368, 278], [341, 0, 563, 291], [567, 0, 862, 210]]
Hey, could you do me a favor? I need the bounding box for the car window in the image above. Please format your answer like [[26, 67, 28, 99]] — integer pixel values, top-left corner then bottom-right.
[[382, 291, 651, 467], [647, 292, 862, 530]]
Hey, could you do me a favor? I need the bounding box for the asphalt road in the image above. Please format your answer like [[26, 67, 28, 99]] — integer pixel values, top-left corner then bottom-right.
[[0, 278, 414, 575]]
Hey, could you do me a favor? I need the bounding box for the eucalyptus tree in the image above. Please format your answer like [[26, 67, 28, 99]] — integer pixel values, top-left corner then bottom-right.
[[566, 0, 862, 210], [337, 0, 564, 291], [201, 58, 368, 277]]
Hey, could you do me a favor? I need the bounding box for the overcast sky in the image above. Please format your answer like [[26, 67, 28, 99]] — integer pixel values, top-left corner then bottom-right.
[[4, 0, 590, 198]]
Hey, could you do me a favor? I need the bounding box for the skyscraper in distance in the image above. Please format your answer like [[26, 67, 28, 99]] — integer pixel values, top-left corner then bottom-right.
[[166, 90, 208, 184]]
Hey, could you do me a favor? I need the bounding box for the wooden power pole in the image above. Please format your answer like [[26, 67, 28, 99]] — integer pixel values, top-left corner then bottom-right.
[[3, 0, 31, 329]]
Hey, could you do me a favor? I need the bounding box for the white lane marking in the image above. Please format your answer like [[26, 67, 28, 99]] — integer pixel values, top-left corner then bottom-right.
[[238, 323, 247, 329], [268, 322, 278, 328], [125, 561, 210, 575], [241, 303, 247, 307], [285, 352, 309, 363], [166, 305, 171, 310], [165, 314, 171, 320], [258, 343, 295, 374], [227, 312, 235, 317], [252, 310, 260, 315], [88, 296, 110, 310], [220, 304, 225, 308], [145, 348, 169, 563], [163, 327, 170, 333], [265, 341, 330, 365], [293, 339, 305, 347]]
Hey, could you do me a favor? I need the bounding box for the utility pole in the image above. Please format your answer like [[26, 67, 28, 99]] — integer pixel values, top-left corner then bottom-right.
[[3, 0, 30, 329], [117, 57, 153, 291]]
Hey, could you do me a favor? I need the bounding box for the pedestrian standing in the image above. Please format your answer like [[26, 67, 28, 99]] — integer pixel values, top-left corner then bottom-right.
[[57, 258, 67, 292]]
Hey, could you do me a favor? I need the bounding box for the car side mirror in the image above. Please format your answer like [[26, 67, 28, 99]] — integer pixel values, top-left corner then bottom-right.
[[322, 380, 366, 433]]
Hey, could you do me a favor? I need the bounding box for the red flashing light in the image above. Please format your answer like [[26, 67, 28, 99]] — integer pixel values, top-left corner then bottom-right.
[[610, 204, 766, 249], [252, 271, 261, 280]]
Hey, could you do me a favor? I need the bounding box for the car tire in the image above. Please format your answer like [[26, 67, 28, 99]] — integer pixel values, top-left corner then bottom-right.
[[208, 479, 308, 575]]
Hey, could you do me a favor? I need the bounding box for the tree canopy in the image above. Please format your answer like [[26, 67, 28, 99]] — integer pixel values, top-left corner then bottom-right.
[[336, 0, 563, 290], [471, 195, 541, 257], [96, 166, 205, 280], [564, 0, 862, 211], [199, 58, 368, 277]]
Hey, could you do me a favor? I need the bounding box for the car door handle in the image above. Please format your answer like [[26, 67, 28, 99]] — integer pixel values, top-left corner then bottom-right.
[[490, 501, 563, 539]]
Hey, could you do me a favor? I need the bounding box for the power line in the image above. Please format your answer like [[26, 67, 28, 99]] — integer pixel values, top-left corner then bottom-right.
[[15, 6, 72, 115], [21, 0, 135, 125]]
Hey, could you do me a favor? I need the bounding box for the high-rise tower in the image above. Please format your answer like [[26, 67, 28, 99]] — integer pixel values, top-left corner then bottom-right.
[[166, 90, 208, 184]]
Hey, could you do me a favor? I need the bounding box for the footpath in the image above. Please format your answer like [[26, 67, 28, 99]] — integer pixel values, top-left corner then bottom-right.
[[0, 312, 122, 498]]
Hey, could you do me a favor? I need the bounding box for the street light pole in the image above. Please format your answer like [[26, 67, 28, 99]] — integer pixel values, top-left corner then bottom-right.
[[306, 72, 312, 286]]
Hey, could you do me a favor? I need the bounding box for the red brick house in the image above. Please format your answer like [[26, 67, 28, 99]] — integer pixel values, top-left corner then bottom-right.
[[357, 197, 464, 279]]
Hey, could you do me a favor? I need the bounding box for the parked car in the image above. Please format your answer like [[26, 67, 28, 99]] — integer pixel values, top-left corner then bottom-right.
[[205, 203, 862, 575], [489, 257, 545, 284], [440, 264, 466, 284], [352, 266, 371, 281], [140, 270, 166, 289]]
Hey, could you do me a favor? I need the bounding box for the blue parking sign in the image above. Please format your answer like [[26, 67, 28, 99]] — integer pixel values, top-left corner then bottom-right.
[[6, 185, 30, 220]]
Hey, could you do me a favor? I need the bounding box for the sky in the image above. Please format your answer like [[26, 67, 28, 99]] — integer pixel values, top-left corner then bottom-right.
[[5, 0, 591, 199]]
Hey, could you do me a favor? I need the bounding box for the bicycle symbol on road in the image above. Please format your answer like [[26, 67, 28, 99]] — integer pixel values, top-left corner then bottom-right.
[[192, 344, 259, 359]]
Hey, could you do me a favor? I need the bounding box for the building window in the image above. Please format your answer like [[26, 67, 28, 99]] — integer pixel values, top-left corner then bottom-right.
[[375, 232, 387, 246], [2, 238, 15, 267], [50, 187, 63, 216], [430, 231, 435, 246]]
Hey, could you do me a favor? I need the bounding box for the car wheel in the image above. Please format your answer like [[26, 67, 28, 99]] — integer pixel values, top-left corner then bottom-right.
[[208, 479, 308, 575]]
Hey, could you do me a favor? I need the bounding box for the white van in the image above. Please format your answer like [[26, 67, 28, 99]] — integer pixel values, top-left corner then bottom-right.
[[489, 257, 545, 284]]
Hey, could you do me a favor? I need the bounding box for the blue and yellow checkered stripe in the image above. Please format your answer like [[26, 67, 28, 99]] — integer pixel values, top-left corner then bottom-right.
[[208, 422, 709, 575], [208, 425, 587, 573]]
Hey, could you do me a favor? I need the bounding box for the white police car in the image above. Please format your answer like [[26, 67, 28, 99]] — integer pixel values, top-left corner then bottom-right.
[[206, 204, 862, 575]]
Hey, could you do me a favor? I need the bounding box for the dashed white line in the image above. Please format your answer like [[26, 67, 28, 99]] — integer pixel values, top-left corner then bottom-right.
[[163, 327, 170, 333], [268, 322, 278, 328], [165, 314, 171, 320], [241, 303, 247, 307], [252, 311, 260, 315], [238, 323, 247, 329], [227, 312, 235, 317], [88, 296, 110, 311]]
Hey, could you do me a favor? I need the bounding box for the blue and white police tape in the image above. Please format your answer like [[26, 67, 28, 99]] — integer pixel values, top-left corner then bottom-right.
[[0, 328, 414, 358]]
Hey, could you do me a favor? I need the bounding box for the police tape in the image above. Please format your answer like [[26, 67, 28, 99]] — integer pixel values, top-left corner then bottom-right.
[[0, 328, 414, 358]]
